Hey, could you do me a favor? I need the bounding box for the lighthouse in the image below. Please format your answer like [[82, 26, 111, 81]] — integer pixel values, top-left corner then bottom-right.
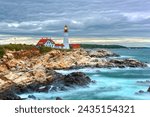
[[63, 25, 70, 49]]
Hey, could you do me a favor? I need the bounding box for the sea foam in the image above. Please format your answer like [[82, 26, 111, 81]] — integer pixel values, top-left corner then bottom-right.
[[55, 67, 145, 75], [147, 63, 150, 67]]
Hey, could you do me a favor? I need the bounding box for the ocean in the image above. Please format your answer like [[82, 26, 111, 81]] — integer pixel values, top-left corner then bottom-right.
[[20, 48, 150, 100]]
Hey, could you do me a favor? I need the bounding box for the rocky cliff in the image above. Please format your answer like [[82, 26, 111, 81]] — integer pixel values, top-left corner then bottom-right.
[[0, 48, 147, 99]]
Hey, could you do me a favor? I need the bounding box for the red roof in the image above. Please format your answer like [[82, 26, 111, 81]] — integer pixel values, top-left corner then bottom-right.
[[55, 44, 64, 47], [36, 38, 55, 46], [70, 44, 80, 48]]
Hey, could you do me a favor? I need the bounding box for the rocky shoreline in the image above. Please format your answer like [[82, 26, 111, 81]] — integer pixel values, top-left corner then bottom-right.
[[0, 48, 148, 100]]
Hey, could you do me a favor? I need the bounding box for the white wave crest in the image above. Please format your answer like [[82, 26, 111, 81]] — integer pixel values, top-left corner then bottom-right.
[[55, 66, 147, 75], [147, 63, 150, 67], [55, 68, 101, 74]]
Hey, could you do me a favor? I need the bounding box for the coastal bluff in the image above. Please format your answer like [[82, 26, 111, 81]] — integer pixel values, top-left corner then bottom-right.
[[0, 48, 147, 99]]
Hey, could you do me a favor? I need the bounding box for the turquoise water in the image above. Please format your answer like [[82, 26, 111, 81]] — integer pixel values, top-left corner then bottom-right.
[[110, 48, 150, 63], [20, 49, 150, 100]]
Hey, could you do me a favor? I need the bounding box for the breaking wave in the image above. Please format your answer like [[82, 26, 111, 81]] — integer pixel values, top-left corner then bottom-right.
[[147, 63, 150, 67], [55, 67, 145, 75]]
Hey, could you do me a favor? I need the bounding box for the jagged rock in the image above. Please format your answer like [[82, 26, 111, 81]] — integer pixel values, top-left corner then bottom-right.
[[88, 49, 119, 58], [28, 95, 36, 100], [0, 48, 148, 100], [0, 64, 8, 72], [0, 91, 21, 100], [137, 80, 150, 85], [136, 87, 150, 95], [13, 49, 40, 59], [17, 72, 92, 93], [147, 87, 150, 92], [4, 51, 14, 60], [48, 85, 58, 92], [63, 72, 92, 87], [56, 97, 63, 100], [124, 59, 147, 67], [139, 90, 145, 93], [135, 90, 145, 95], [109, 59, 147, 68]]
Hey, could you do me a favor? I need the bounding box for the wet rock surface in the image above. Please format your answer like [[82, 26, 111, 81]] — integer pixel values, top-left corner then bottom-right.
[[147, 87, 150, 92], [109, 59, 147, 68], [0, 71, 93, 99], [56, 97, 63, 100], [135, 86, 150, 95], [38, 72, 93, 93], [28, 95, 37, 100], [0, 48, 148, 99], [63, 72, 92, 87], [88, 49, 119, 58], [136, 80, 150, 86], [0, 90, 21, 100]]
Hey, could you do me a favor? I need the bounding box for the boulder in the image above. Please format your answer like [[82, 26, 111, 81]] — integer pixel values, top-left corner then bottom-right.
[[137, 80, 150, 85], [4, 51, 14, 60], [28, 95, 36, 100], [135, 90, 145, 95], [42, 72, 93, 92], [63, 72, 92, 87], [16, 72, 92, 93], [124, 59, 147, 67], [0, 91, 21, 100], [56, 97, 63, 100], [0, 64, 8, 72], [138, 90, 145, 93], [109, 59, 147, 68], [88, 49, 119, 58], [14, 70, 64, 93]]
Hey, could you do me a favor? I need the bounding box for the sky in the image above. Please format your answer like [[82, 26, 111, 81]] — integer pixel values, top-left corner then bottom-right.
[[0, 0, 150, 46]]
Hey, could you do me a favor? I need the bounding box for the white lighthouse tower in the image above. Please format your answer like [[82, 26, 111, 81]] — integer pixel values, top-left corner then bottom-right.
[[63, 25, 70, 49]]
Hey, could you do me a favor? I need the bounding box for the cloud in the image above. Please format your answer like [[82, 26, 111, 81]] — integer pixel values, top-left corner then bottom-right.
[[0, 35, 150, 47], [0, 0, 150, 38], [122, 12, 150, 22]]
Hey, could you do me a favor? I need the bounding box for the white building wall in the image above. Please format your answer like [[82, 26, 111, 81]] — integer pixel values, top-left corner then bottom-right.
[[63, 33, 70, 49], [44, 41, 55, 48]]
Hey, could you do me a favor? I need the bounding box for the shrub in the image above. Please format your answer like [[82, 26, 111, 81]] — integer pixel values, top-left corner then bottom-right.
[[38, 46, 53, 54], [0, 44, 35, 58]]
